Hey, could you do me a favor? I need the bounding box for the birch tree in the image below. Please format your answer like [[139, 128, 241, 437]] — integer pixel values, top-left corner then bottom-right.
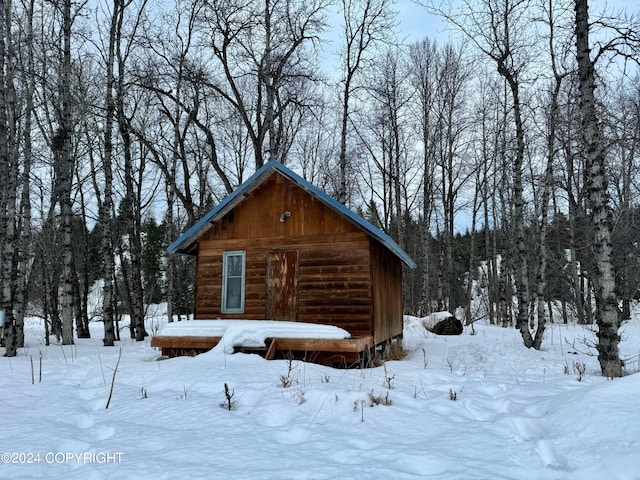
[[531, 0, 572, 349], [556, 76, 589, 324], [14, 0, 36, 349], [574, 0, 621, 376], [407, 38, 439, 314], [0, 0, 19, 354], [99, 0, 120, 346], [52, 0, 76, 345], [426, 0, 540, 347], [606, 76, 640, 321], [115, 9, 146, 341], [433, 42, 473, 313]]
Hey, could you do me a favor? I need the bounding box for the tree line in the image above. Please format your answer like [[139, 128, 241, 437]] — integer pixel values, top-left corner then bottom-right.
[[0, 0, 638, 376]]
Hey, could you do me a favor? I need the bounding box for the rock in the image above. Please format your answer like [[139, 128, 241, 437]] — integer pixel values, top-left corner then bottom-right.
[[428, 316, 463, 335]]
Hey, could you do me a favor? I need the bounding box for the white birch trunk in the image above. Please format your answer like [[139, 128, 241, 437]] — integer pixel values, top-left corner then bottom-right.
[[574, 0, 622, 377]]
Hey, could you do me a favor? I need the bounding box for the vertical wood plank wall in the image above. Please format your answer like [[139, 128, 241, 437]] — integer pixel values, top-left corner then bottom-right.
[[266, 250, 299, 322], [370, 239, 403, 344]]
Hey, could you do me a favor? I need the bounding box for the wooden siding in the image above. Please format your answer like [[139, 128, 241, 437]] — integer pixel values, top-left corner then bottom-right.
[[187, 170, 405, 342], [194, 234, 373, 336], [200, 173, 362, 241], [371, 238, 403, 344]]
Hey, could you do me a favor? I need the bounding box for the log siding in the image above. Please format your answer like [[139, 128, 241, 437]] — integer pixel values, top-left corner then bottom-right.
[[171, 165, 413, 344]]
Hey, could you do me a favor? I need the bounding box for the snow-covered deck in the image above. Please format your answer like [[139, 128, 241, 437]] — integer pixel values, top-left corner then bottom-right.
[[151, 320, 374, 366]]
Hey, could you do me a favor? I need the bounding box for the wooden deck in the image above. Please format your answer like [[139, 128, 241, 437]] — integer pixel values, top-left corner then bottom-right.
[[151, 336, 222, 358], [151, 335, 375, 367]]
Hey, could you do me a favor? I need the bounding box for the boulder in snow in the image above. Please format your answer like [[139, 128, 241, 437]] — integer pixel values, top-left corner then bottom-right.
[[423, 312, 463, 335]]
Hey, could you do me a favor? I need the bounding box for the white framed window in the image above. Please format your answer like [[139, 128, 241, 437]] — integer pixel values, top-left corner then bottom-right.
[[222, 251, 245, 313]]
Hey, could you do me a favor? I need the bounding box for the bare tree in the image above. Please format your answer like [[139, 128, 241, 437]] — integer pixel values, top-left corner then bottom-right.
[[605, 76, 640, 321], [52, 0, 76, 345], [98, 0, 121, 346], [474, 74, 501, 325], [13, 0, 37, 349], [407, 38, 439, 315], [357, 48, 413, 244], [289, 96, 337, 187], [201, 0, 329, 169], [144, 1, 202, 323], [138, 0, 235, 215], [115, 0, 150, 341], [135, 0, 234, 326], [0, 0, 19, 354], [336, 0, 394, 204], [531, 0, 572, 349], [555, 75, 589, 324], [426, 0, 540, 347], [433, 42, 474, 313], [574, 0, 622, 376]]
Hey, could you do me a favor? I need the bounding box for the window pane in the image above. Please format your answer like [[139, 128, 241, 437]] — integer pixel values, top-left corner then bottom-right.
[[225, 277, 242, 310], [227, 255, 242, 277], [222, 251, 245, 313]]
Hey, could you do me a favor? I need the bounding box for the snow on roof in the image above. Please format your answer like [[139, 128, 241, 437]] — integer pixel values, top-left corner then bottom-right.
[[157, 319, 350, 354], [167, 159, 416, 269]]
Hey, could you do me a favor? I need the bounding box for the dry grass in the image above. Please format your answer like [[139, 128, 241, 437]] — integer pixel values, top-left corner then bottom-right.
[[368, 390, 393, 406], [372, 338, 409, 366]]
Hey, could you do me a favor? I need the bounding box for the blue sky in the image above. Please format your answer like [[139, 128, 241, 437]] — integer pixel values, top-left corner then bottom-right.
[[395, 0, 449, 43]]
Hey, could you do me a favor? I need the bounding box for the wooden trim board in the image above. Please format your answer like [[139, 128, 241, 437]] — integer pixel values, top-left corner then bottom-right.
[[151, 336, 222, 350], [269, 336, 374, 353], [150, 335, 374, 365]]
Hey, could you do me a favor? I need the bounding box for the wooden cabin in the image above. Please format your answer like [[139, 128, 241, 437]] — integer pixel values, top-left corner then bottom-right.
[[152, 160, 416, 365]]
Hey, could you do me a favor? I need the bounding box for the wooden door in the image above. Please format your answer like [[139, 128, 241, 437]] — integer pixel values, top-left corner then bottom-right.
[[266, 251, 298, 321]]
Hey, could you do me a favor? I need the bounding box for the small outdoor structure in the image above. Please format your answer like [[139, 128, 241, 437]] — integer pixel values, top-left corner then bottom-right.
[[151, 160, 416, 365]]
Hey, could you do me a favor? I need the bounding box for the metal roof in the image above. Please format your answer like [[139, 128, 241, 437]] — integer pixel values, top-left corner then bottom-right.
[[167, 160, 416, 269]]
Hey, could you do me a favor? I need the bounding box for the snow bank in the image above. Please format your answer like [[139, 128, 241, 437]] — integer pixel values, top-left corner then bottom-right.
[[3, 314, 640, 479], [156, 319, 350, 353]]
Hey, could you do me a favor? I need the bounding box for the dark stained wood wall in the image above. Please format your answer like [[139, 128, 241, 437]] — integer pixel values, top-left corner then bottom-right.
[[371, 239, 403, 344], [193, 173, 373, 335], [191, 171, 404, 341], [195, 235, 373, 334], [200, 173, 361, 240]]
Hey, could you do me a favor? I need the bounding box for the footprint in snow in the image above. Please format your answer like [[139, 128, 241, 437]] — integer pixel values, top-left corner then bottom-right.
[[509, 416, 546, 443], [536, 439, 567, 470], [74, 414, 95, 429], [93, 425, 116, 441], [509, 417, 567, 470]]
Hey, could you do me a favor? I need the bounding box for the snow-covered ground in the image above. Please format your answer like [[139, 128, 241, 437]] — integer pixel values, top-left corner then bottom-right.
[[1, 309, 640, 480]]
